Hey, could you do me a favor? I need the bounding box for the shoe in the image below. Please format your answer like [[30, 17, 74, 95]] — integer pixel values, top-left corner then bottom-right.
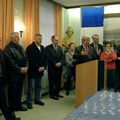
[[27, 103, 33, 109], [66, 91, 69, 96], [15, 106, 27, 111], [6, 117, 21, 120], [0, 112, 2, 116], [57, 94, 64, 98], [16, 118, 21, 120], [34, 100, 45, 106], [50, 96, 59, 100], [6, 112, 21, 120]]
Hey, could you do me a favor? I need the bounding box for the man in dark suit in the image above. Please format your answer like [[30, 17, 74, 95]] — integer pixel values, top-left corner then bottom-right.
[[46, 35, 64, 100], [4, 32, 28, 112], [115, 45, 120, 91], [74, 35, 91, 63], [89, 34, 104, 90], [26, 33, 46, 109], [0, 48, 20, 120], [89, 34, 103, 60]]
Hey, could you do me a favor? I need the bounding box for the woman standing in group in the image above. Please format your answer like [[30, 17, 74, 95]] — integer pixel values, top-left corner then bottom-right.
[[65, 43, 76, 95], [101, 41, 117, 91]]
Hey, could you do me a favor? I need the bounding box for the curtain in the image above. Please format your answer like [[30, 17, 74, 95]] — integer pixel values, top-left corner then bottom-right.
[[24, 0, 39, 48], [0, 0, 14, 49], [54, 5, 62, 45], [0, 0, 2, 48]]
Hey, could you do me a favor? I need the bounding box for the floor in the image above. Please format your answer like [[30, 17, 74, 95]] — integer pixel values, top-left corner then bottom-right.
[[0, 90, 75, 120]]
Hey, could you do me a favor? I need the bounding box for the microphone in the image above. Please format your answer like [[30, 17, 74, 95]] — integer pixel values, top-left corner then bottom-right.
[[89, 47, 98, 60]]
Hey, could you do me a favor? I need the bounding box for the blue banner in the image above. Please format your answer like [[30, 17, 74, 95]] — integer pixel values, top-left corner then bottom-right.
[[82, 7, 104, 27]]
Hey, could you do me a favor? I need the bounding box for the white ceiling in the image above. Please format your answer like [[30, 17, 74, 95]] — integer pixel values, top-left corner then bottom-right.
[[51, 0, 120, 8]]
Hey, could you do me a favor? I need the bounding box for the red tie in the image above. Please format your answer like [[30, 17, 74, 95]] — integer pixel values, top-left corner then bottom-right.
[[85, 46, 88, 51]]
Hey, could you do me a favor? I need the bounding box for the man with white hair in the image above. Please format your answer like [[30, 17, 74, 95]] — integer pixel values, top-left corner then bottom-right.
[[89, 34, 103, 60], [74, 35, 91, 63], [4, 32, 28, 112], [0, 37, 20, 120]]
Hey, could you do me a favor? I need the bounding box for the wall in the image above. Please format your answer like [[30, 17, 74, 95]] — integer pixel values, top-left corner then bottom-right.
[[62, 8, 81, 46], [40, 0, 55, 47], [62, 8, 69, 38], [68, 8, 81, 45], [14, 0, 24, 45], [104, 17, 120, 44]]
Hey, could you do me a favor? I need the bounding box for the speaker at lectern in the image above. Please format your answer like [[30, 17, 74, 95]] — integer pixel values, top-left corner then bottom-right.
[[75, 60, 105, 107]]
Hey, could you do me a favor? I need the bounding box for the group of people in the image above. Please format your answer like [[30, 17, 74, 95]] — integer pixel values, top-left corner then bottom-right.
[[0, 30, 119, 120], [0, 33, 64, 120], [63, 32, 119, 95], [63, 34, 104, 95]]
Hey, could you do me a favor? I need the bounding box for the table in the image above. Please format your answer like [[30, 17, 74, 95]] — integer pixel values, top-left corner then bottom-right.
[[64, 91, 120, 120]]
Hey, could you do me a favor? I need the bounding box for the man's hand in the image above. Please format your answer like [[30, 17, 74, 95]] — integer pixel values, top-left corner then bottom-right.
[[81, 51, 89, 56], [118, 57, 120, 60], [38, 67, 45, 72], [20, 67, 28, 73], [55, 62, 61, 67]]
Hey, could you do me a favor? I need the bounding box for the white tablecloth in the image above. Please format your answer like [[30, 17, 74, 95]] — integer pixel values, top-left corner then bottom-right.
[[64, 91, 120, 120]]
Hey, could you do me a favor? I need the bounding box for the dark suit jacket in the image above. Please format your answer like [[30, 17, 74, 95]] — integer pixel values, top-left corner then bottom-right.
[[46, 44, 64, 69], [73, 45, 92, 64], [0, 49, 6, 84], [115, 48, 120, 71], [89, 43, 103, 60], [26, 42, 46, 78], [4, 42, 27, 79]]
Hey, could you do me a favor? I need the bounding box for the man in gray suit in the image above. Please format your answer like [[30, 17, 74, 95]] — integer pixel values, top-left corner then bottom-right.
[[46, 35, 64, 100]]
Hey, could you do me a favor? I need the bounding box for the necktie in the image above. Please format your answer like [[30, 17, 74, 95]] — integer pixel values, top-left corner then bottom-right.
[[95, 45, 98, 53], [85, 46, 88, 51], [0, 52, 3, 77], [54, 46, 57, 52]]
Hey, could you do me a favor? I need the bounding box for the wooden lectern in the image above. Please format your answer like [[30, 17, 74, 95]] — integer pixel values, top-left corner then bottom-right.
[[75, 60, 105, 107]]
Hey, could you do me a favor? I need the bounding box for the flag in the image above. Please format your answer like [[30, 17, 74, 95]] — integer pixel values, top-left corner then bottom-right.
[[80, 7, 104, 44]]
